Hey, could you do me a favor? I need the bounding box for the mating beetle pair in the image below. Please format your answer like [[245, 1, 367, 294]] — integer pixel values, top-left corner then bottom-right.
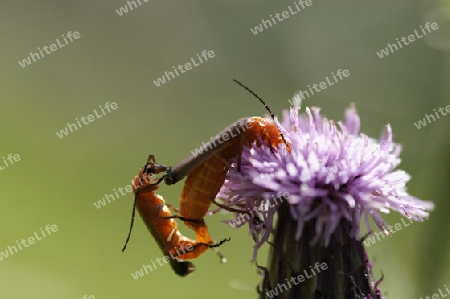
[[123, 80, 290, 276]]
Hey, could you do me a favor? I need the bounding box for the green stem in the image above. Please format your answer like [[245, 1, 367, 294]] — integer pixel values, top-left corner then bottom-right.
[[258, 201, 381, 299]]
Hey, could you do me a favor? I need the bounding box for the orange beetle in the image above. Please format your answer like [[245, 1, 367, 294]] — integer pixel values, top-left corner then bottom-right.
[[164, 80, 290, 238], [122, 155, 229, 276]]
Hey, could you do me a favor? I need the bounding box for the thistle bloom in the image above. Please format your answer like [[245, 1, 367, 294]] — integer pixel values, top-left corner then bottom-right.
[[217, 105, 434, 298]]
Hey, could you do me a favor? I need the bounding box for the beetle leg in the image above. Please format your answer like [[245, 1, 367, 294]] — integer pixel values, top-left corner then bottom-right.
[[165, 203, 180, 214], [192, 237, 230, 249], [154, 203, 203, 224], [211, 197, 248, 213]]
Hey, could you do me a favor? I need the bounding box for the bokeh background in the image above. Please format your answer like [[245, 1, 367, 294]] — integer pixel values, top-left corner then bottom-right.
[[1, 0, 449, 298]]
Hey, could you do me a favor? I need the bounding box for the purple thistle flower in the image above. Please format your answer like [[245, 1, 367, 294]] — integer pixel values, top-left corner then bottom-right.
[[217, 105, 433, 298]]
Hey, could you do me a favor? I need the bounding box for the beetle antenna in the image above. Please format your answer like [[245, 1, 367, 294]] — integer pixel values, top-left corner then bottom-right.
[[122, 159, 149, 252], [232, 79, 288, 146], [122, 156, 165, 252]]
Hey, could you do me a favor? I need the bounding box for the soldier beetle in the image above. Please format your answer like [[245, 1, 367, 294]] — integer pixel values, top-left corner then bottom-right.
[[122, 155, 229, 276], [164, 79, 290, 238]]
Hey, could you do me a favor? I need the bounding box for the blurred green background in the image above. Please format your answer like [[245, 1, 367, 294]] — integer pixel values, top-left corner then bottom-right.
[[1, 1, 449, 298]]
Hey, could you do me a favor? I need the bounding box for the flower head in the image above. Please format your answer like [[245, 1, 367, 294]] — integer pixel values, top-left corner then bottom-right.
[[218, 105, 434, 260]]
